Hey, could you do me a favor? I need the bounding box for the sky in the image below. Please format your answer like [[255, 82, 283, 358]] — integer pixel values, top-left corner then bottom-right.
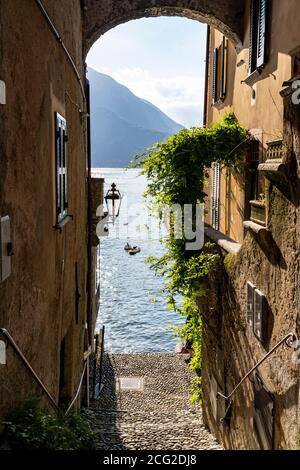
[[87, 17, 207, 128]]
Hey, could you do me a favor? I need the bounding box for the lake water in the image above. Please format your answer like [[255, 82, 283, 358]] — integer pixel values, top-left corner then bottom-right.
[[92, 168, 184, 353]]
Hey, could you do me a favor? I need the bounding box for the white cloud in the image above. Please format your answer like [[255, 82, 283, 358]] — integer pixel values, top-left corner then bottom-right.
[[87, 18, 207, 128], [103, 67, 204, 127]]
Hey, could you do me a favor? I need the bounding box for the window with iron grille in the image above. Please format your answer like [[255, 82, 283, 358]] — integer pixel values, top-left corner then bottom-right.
[[55, 113, 68, 224], [249, 0, 268, 75], [212, 36, 227, 105], [211, 162, 220, 230]]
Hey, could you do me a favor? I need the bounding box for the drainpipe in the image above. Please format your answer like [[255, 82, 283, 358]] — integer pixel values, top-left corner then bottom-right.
[[203, 25, 211, 128], [86, 77, 93, 347]]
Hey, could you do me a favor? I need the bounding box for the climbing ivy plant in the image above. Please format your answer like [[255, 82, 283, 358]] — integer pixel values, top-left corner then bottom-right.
[[133, 113, 248, 398]]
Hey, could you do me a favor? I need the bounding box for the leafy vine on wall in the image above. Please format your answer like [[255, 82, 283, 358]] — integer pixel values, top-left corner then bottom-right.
[[133, 113, 248, 400]]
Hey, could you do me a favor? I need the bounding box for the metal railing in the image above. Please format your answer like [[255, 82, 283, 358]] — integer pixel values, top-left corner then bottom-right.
[[217, 332, 295, 404], [93, 326, 105, 399], [0, 328, 59, 411], [65, 361, 87, 416], [0, 328, 91, 415]]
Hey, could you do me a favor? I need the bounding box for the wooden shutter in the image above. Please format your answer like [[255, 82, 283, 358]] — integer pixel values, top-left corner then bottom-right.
[[55, 113, 68, 223], [212, 48, 218, 105], [254, 288, 266, 341], [249, 0, 259, 74], [246, 281, 255, 327], [220, 37, 226, 101], [62, 121, 68, 213], [211, 163, 220, 230], [56, 114, 62, 221], [256, 0, 268, 68]]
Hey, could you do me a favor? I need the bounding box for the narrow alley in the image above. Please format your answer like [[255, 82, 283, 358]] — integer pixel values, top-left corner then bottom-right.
[[89, 353, 222, 450]]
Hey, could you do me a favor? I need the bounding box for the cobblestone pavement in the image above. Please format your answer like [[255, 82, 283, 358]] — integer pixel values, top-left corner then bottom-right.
[[89, 353, 223, 450]]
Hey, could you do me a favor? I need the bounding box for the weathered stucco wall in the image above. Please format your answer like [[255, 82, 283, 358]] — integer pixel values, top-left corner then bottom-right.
[[0, 0, 91, 418], [206, 0, 300, 244], [203, 0, 300, 449], [83, 0, 245, 56], [202, 79, 300, 451]]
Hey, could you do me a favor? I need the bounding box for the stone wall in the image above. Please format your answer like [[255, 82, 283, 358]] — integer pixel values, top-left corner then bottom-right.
[[202, 92, 300, 449]]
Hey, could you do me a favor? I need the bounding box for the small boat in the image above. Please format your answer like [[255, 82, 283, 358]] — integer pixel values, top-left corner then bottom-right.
[[124, 243, 132, 251], [128, 246, 141, 255]]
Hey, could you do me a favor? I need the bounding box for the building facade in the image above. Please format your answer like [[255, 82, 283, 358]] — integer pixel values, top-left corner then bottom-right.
[[0, 0, 101, 421], [203, 0, 300, 450], [0, 0, 248, 429], [1, 0, 299, 451]]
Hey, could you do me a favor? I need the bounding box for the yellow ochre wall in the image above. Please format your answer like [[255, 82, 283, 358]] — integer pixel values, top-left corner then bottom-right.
[[206, 0, 298, 243]]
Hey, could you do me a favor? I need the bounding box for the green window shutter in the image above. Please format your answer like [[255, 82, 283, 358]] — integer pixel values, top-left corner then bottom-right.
[[55, 113, 68, 223], [246, 281, 255, 327], [256, 0, 268, 68], [249, 0, 259, 74], [211, 162, 220, 230], [212, 48, 218, 104], [55, 114, 62, 220], [220, 36, 226, 100]]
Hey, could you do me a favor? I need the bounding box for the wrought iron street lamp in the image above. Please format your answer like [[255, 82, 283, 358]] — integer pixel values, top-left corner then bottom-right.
[[105, 182, 122, 224]]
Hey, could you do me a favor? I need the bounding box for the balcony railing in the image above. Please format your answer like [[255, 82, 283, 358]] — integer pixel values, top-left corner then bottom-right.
[[258, 139, 285, 173], [265, 139, 284, 160]]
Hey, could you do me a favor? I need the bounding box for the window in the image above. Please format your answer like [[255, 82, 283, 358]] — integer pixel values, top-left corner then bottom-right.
[[253, 288, 266, 341], [246, 282, 268, 343], [246, 281, 255, 327], [249, 0, 268, 75], [244, 138, 265, 222], [247, 139, 260, 201], [55, 113, 68, 224], [212, 36, 227, 105], [211, 162, 220, 230]]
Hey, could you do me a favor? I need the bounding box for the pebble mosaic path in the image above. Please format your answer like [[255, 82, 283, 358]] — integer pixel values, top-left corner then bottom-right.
[[89, 353, 223, 450]]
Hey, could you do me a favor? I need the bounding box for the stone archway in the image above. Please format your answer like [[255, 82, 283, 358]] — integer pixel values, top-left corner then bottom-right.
[[83, 0, 245, 56]]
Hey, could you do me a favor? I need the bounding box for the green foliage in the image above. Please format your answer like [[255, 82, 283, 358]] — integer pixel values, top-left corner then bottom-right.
[[191, 377, 203, 405], [5, 398, 96, 450], [224, 252, 236, 273], [133, 112, 248, 208], [175, 310, 203, 373], [133, 113, 248, 403]]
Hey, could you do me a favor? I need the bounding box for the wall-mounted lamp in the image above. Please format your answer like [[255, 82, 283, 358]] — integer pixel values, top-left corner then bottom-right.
[[105, 183, 122, 224]]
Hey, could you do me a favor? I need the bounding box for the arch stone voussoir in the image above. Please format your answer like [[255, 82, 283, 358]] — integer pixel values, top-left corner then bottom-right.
[[83, 0, 245, 56]]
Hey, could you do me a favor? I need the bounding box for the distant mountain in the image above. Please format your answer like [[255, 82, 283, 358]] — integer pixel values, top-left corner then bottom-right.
[[88, 68, 184, 167]]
